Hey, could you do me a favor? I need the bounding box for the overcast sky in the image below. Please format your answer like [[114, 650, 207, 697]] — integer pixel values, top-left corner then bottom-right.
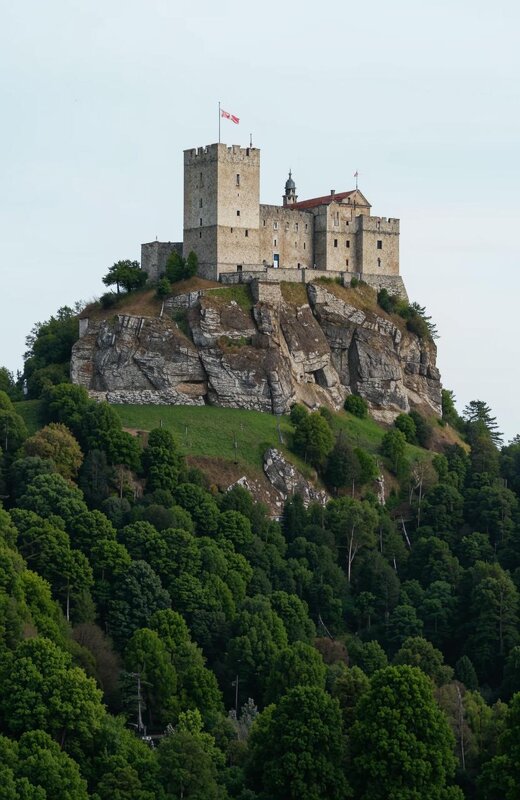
[[1, 0, 519, 440]]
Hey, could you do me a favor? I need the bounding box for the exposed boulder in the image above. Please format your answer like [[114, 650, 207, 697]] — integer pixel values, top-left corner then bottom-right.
[[263, 448, 329, 508]]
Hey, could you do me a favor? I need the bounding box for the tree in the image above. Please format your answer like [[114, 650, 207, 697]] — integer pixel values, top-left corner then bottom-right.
[[157, 709, 224, 800], [102, 260, 147, 295], [0, 367, 22, 401], [185, 250, 198, 278], [142, 428, 184, 495], [17, 729, 89, 800], [381, 428, 407, 473], [174, 483, 220, 536], [350, 665, 461, 800], [463, 399, 503, 446], [478, 693, 520, 800], [454, 656, 479, 691], [292, 412, 334, 469], [165, 251, 186, 283], [246, 685, 349, 800], [387, 605, 423, 651], [107, 560, 171, 648], [0, 394, 28, 457], [227, 596, 288, 702], [395, 413, 417, 444], [464, 562, 519, 681], [324, 433, 362, 493], [393, 636, 453, 685], [124, 628, 178, 729], [332, 664, 370, 727], [17, 472, 87, 526], [23, 305, 81, 398], [23, 422, 83, 479], [326, 496, 378, 582], [0, 637, 105, 748], [344, 394, 368, 418], [264, 641, 326, 704]]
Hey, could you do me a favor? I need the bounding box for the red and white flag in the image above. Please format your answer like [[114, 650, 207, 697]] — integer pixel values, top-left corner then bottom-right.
[[221, 108, 240, 124]]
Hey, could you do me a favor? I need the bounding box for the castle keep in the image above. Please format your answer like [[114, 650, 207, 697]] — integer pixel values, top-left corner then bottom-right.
[[141, 142, 406, 297]]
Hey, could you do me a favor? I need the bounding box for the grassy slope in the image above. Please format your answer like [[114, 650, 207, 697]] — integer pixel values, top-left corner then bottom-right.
[[15, 399, 429, 478]]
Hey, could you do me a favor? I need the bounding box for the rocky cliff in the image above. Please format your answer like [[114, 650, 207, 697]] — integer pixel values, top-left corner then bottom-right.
[[71, 280, 441, 422]]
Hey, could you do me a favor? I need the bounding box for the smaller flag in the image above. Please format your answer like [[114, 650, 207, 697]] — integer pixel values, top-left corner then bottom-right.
[[354, 171, 359, 178], [221, 108, 240, 124]]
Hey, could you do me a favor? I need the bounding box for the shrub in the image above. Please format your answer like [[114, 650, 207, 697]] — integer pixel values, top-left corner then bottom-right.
[[100, 292, 117, 309], [156, 277, 171, 299], [318, 406, 334, 426], [350, 276, 359, 288], [409, 411, 433, 448], [381, 428, 407, 473], [289, 403, 308, 427], [395, 414, 417, 444], [344, 395, 368, 419]]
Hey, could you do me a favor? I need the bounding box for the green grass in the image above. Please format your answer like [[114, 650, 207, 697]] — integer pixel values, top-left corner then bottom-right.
[[14, 400, 42, 435], [207, 284, 253, 312], [113, 403, 308, 473], [13, 398, 428, 479], [330, 409, 430, 467]]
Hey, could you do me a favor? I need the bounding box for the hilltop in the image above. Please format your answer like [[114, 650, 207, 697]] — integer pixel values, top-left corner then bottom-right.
[[71, 277, 441, 424]]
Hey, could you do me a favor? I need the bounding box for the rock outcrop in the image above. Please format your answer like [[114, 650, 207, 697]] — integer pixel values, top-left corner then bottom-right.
[[72, 281, 442, 421]]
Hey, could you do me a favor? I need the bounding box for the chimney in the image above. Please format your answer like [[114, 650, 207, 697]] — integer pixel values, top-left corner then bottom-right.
[[330, 189, 335, 197]]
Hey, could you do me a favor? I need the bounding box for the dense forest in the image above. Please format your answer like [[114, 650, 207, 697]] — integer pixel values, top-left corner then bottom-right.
[[1, 299, 520, 799]]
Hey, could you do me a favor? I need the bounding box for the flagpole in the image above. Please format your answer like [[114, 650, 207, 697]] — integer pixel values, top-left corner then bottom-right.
[[218, 101, 221, 144]]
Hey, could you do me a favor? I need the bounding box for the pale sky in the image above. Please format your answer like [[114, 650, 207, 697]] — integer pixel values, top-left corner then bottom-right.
[[1, 0, 519, 440]]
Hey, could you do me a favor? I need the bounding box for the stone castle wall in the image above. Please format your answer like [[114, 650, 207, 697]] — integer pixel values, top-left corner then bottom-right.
[[141, 241, 182, 281]]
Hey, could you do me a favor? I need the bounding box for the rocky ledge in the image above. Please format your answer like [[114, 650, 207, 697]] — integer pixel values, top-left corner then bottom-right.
[[71, 281, 441, 422]]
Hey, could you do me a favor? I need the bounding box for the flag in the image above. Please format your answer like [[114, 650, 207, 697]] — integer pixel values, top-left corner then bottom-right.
[[221, 108, 239, 124], [354, 170, 359, 178]]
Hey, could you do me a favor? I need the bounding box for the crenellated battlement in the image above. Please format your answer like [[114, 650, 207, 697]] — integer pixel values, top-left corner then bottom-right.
[[184, 143, 260, 166]]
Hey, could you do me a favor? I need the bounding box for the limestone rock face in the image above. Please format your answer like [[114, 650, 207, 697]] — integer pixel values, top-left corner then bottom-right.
[[72, 282, 442, 420], [263, 448, 329, 508]]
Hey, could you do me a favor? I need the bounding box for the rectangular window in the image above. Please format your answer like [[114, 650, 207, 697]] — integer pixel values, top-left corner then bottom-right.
[[199, 172, 203, 187], [346, 240, 350, 248], [295, 241, 297, 247], [199, 231, 202, 238], [231, 227, 233, 232], [377, 240, 383, 249], [305, 223, 308, 231], [295, 223, 299, 232], [303, 242, 306, 249], [274, 239, 277, 247], [263, 219, 266, 226], [199, 198, 203, 208], [346, 258, 349, 267], [237, 265, 243, 272], [237, 210, 240, 217], [334, 239, 338, 248], [199, 218, 202, 226], [273, 222, 278, 230], [236, 174, 240, 186], [245, 229, 249, 237]]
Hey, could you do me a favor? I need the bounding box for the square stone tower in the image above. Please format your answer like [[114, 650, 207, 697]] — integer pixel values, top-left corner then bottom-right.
[[183, 143, 261, 279]]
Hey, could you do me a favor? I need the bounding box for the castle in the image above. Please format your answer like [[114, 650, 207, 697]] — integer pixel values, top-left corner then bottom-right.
[[141, 142, 406, 297]]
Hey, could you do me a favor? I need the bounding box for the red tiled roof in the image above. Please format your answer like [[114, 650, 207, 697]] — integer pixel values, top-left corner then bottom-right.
[[291, 190, 359, 210]]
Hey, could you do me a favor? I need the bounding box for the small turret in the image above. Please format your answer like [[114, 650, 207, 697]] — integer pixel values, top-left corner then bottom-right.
[[283, 170, 298, 206]]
